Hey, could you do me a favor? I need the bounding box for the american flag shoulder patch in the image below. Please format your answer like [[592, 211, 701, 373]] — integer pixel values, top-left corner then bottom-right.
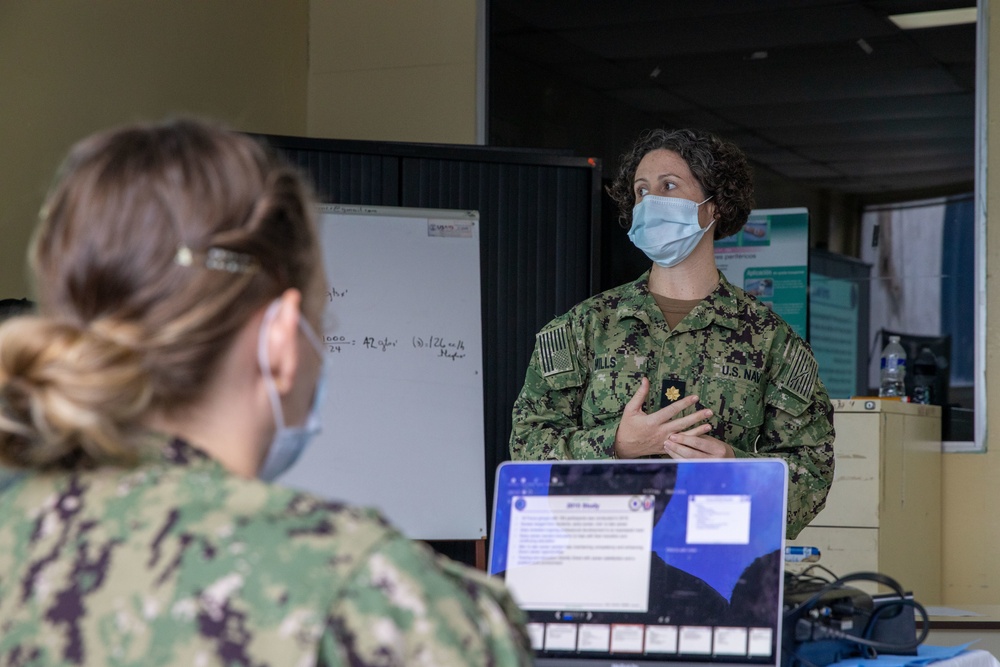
[[537, 324, 575, 376], [778, 340, 818, 402]]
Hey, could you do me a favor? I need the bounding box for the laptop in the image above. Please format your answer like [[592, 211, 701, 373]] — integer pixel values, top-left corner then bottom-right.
[[489, 458, 788, 667]]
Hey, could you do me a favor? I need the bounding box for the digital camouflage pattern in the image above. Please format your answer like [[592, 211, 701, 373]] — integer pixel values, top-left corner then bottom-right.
[[510, 271, 835, 539], [0, 438, 532, 666]]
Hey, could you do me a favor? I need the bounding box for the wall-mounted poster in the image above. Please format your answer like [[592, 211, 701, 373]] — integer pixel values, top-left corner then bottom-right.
[[808, 275, 860, 398], [715, 207, 809, 339]]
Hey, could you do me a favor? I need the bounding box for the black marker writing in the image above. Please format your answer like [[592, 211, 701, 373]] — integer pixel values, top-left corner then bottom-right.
[[413, 335, 466, 361], [325, 334, 356, 353], [363, 336, 398, 352], [326, 287, 348, 301]]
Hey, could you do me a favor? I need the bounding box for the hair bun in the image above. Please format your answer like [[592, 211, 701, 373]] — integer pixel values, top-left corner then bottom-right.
[[0, 316, 153, 468]]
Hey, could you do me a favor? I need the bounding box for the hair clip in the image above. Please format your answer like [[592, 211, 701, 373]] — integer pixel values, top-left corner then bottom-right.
[[174, 245, 259, 274], [205, 248, 259, 274]]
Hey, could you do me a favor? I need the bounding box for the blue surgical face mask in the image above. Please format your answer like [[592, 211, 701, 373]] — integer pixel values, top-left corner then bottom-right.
[[628, 194, 714, 268], [256, 300, 327, 482]]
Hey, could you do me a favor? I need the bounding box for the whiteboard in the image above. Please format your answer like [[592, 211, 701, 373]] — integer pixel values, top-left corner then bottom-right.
[[279, 204, 486, 540]]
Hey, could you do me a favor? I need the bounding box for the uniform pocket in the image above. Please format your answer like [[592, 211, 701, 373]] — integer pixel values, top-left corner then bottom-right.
[[700, 377, 765, 449], [703, 377, 765, 427]]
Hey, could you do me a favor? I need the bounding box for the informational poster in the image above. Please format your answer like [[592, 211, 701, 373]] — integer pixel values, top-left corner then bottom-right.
[[808, 275, 860, 398], [715, 208, 809, 339]]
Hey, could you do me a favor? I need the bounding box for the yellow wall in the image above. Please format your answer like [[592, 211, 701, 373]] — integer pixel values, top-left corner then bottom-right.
[[0, 0, 480, 299], [941, 4, 1000, 605], [307, 1, 480, 143], [0, 1, 309, 299]]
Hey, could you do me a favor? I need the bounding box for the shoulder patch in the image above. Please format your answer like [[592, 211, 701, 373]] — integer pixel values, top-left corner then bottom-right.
[[777, 339, 818, 402], [537, 325, 575, 377]]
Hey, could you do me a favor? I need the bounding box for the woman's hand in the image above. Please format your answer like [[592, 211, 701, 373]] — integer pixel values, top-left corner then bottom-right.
[[663, 431, 735, 459], [613, 377, 714, 459]]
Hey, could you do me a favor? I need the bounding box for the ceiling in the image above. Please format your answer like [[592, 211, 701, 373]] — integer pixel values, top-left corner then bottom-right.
[[489, 0, 977, 198]]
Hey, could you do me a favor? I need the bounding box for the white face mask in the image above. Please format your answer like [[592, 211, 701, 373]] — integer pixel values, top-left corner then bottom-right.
[[628, 195, 714, 268], [256, 300, 326, 482]]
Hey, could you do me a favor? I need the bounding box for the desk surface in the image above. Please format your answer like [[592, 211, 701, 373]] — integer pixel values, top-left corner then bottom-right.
[[926, 607, 1000, 659], [929, 606, 1000, 631], [943, 650, 1000, 667]]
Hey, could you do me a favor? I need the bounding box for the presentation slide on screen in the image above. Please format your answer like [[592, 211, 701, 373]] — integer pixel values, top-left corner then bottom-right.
[[685, 494, 752, 544], [505, 495, 654, 611]]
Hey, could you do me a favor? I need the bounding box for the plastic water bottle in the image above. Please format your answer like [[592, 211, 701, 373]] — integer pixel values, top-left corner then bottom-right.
[[878, 335, 907, 398]]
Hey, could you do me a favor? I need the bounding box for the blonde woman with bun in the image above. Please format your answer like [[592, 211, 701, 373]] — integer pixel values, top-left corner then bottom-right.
[[0, 119, 531, 666]]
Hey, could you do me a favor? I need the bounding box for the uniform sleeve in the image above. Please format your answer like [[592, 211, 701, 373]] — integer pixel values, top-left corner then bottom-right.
[[508, 318, 618, 460], [736, 327, 835, 540], [319, 535, 533, 666]]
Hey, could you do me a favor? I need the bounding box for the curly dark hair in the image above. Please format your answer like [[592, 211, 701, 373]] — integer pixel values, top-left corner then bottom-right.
[[606, 128, 755, 240]]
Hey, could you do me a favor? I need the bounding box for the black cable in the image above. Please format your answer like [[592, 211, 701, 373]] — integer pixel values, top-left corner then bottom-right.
[[791, 563, 841, 587], [783, 570, 907, 623], [783, 569, 930, 661], [812, 604, 927, 653], [862, 598, 931, 651]]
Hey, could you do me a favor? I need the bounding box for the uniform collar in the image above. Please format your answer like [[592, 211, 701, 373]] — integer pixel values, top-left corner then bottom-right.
[[617, 270, 744, 332], [137, 434, 218, 470]]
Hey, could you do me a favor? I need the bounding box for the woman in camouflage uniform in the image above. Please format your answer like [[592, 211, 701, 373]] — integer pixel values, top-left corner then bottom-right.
[[0, 119, 531, 666], [509, 128, 835, 540]]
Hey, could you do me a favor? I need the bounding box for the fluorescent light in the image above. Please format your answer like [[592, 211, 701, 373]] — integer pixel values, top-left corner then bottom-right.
[[888, 7, 977, 29]]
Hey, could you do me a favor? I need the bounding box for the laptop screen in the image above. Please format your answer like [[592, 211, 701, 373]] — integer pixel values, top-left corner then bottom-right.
[[489, 459, 787, 667]]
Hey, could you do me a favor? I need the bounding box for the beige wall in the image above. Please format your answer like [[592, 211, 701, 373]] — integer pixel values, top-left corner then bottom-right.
[[0, 1, 310, 299], [0, 1, 481, 299], [941, 4, 1000, 605], [307, 1, 480, 143]]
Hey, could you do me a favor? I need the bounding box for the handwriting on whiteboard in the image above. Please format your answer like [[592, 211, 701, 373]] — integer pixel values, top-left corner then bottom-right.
[[323, 334, 466, 361], [363, 336, 397, 352], [413, 335, 467, 361], [326, 286, 348, 300]]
